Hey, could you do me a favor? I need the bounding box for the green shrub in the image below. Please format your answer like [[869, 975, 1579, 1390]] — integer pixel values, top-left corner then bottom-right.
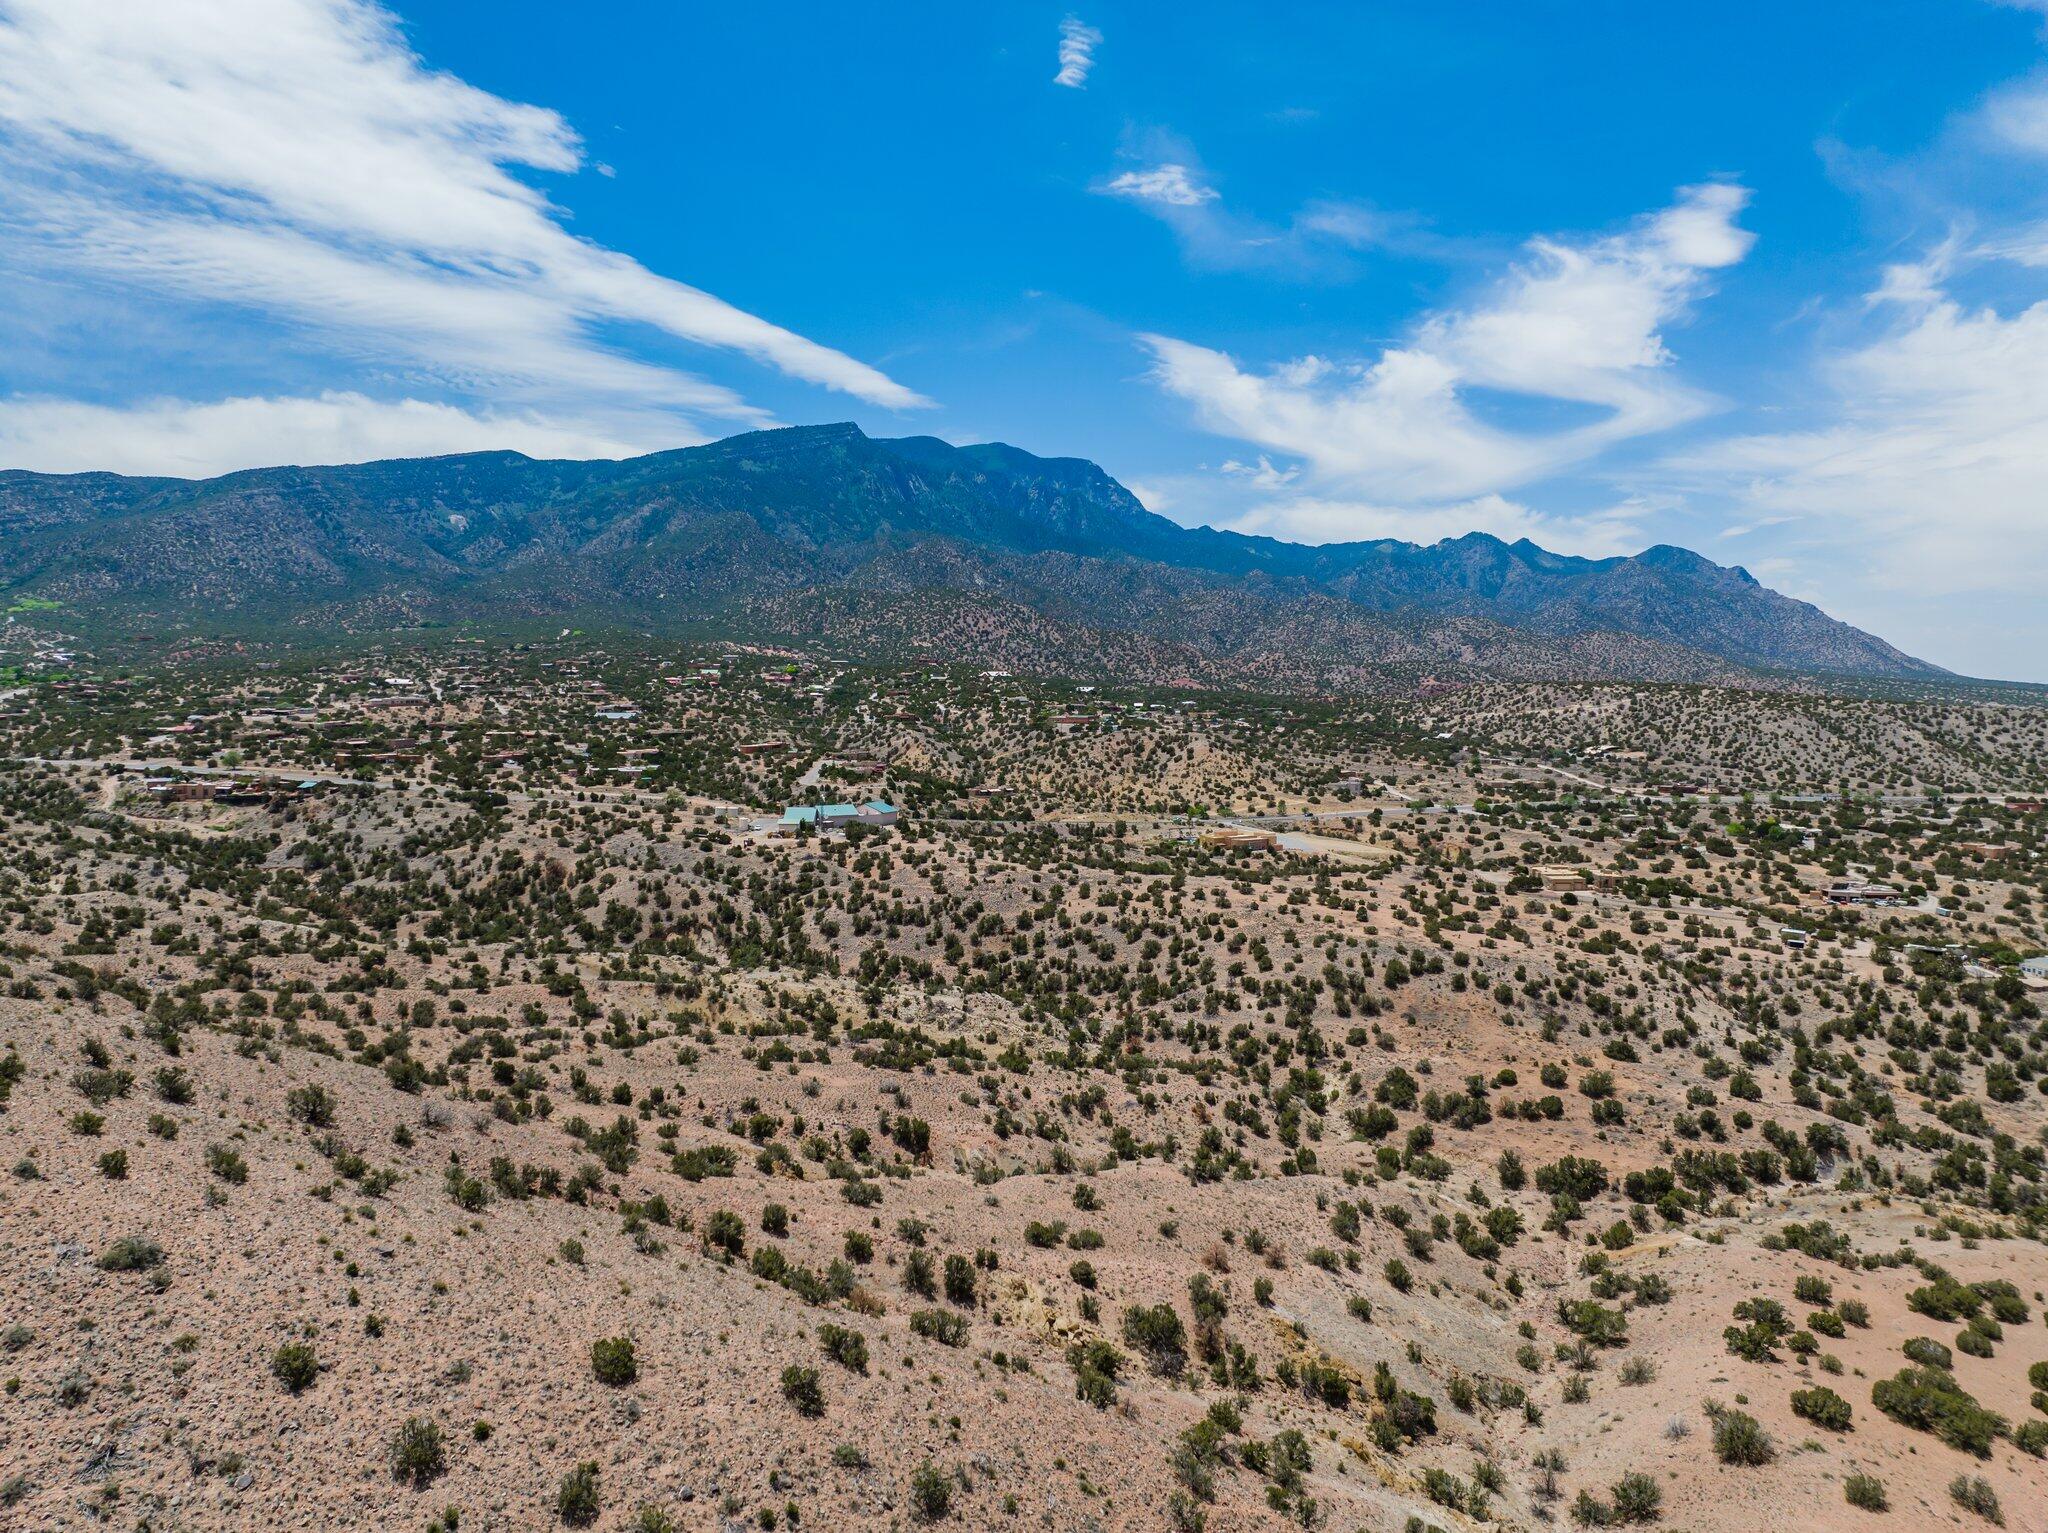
[[818, 1323, 868, 1373], [271, 1342, 319, 1394], [1711, 1409, 1773, 1466], [557, 1461, 601, 1526], [1609, 1472, 1661, 1523], [1790, 1386, 1851, 1431], [390, 1417, 447, 1487], [285, 1084, 336, 1127], [206, 1144, 249, 1185], [909, 1462, 952, 1522], [590, 1337, 637, 1387], [909, 1308, 967, 1347], [1902, 1336, 1951, 1369], [1843, 1474, 1886, 1511], [1121, 1303, 1188, 1376], [1948, 1474, 2001, 1526], [1871, 1367, 2004, 1457], [704, 1209, 745, 1255], [781, 1364, 825, 1417], [95, 1236, 164, 1272]]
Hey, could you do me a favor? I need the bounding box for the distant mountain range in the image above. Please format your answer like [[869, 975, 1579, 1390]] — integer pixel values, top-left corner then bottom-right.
[[0, 421, 1939, 687]]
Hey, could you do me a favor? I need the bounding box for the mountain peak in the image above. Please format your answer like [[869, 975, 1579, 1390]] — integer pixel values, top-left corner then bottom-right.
[[0, 422, 1941, 680]]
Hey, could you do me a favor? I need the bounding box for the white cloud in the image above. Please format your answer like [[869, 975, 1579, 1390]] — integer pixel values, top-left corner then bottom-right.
[[0, 392, 688, 477], [1097, 134, 1461, 276], [1218, 455, 1299, 492], [1221, 493, 1653, 559], [1140, 184, 1753, 510], [1054, 17, 1100, 88], [0, 0, 927, 450], [1670, 273, 2048, 597], [1104, 163, 1218, 208]]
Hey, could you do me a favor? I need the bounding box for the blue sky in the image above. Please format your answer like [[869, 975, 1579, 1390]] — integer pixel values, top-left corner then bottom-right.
[[2, 2, 2047, 678]]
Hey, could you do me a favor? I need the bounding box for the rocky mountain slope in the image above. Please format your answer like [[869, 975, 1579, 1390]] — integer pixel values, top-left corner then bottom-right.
[[0, 422, 1937, 682]]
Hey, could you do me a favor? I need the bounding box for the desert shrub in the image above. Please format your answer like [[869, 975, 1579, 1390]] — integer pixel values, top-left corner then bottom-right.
[[761, 1203, 789, 1236], [781, 1364, 825, 1417], [271, 1341, 319, 1394], [1560, 1300, 1628, 1347], [704, 1209, 745, 1256], [1843, 1474, 1887, 1511], [1902, 1336, 1952, 1369], [818, 1323, 868, 1373], [1790, 1386, 1851, 1431], [205, 1144, 249, 1184], [1711, 1409, 1774, 1466], [1955, 1327, 1994, 1359], [909, 1308, 967, 1347], [1067, 1338, 1123, 1409], [590, 1336, 637, 1387], [1906, 1276, 1980, 1322], [97, 1149, 128, 1180], [1948, 1475, 2001, 1525], [390, 1417, 446, 1487], [1609, 1472, 1661, 1523], [909, 1461, 952, 1521], [557, 1461, 600, 1526], [943, 1254, 976, 1306], [1122, 1303, 1188, 1376], [286, 1084, 336, 1127], [1871, 1366, 2004, 1457], [95, 1236, 164, 1272]]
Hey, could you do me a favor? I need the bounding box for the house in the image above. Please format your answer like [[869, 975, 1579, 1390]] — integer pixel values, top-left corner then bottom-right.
[[736, 739, 791, 757], [1200, 827, 1278, 852], [1537, 865, 1621, 893], [143, 778, 219, 804], [776, 801, 899, 834], [1821, 878, 1903, 908], [2020, 956, 2048, 987]]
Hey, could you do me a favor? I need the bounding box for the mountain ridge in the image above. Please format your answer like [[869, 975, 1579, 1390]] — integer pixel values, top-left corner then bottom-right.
[[0, 420, 1939, 683]]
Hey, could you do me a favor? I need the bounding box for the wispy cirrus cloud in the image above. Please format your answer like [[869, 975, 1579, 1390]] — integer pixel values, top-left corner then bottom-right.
[[0, 392, 690, 478], [1142, 183, 1754, 510], [1104, 163, 1218, 208], [1098, 133, 1473, 277], [1053, 17, 1101, 88], [0, 0, 926, 472]]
